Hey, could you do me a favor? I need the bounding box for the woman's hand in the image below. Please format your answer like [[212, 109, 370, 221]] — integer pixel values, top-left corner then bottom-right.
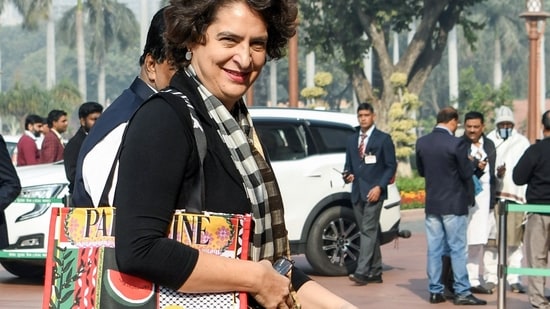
[[251, 260, 292, 309], [296, 280, 358, 309]]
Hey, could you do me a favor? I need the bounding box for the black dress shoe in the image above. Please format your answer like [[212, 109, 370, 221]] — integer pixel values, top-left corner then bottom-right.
[[484, 282, 496, 291], [365, 274, 383, 283], [443, 288, 455, 300], [510, 283, 526, 294], [348, 273, 368, 286], [470, 285, 493, 294], [453, 294, 487, 305], [429, 293, 446, 304]]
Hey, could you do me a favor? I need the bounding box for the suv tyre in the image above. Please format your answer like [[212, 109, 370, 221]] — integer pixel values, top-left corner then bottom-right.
[[305, 206, 360, 276]]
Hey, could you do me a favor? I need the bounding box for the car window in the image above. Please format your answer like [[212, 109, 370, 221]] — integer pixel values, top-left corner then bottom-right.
[[308, 123, 355, 154], [6, 142, 16, 157], [255, 124, 307, 161]]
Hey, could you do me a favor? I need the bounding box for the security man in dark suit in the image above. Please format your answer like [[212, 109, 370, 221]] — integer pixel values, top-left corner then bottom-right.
[[343, 102, 397, 286]]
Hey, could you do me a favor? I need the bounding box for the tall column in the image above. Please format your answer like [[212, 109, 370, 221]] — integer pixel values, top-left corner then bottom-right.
[[270, 61, 278, 107], [140, 0, 148, 50], [393, 32, 399, 65], [306, 52, 315, 88], [46, 6, 56, 89], [526, 19, 541, 142], [448, 27, 459, 108], [288, 33, 299, 108], [540, 32, 546, 122], [246, 85, 254, 106], [0, 49, 2, 93], [520, 1, 550, 143]]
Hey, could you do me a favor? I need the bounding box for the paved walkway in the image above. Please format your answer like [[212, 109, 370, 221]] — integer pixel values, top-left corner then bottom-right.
[[298, 208, 538, 308], [0, 208, 542, 308]]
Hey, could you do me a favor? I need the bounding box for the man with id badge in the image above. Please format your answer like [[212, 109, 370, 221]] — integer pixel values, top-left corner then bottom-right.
[[343, 102, 397, 286]]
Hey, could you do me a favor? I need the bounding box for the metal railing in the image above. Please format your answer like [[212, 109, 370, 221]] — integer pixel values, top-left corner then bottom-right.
[[497, 201, 550, 308]]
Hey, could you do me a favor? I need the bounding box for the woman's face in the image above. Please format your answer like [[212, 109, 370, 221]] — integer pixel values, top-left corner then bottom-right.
[[190, 2, 268, 109]]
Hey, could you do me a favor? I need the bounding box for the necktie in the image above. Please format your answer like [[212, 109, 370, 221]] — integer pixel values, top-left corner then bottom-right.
[[358, 133, 367, 158]]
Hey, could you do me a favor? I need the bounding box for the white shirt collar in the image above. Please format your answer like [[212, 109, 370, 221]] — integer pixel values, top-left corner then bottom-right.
[[436, 124, 453, 135], [51, 129, 63, 140], [360, 125, 375, 137], [24, 130, 37, 140]]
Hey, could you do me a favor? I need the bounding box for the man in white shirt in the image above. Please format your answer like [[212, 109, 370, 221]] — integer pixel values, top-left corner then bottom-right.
[[40, 110, 68, 163], [16, 114, 44, 166], [484, 106, 529, 294]]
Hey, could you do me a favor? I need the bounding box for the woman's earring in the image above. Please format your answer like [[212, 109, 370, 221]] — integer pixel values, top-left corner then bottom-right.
[[185, 51, 193, 61]]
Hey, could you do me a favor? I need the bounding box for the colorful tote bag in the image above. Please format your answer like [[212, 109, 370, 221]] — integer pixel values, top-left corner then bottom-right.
[[43, 207, 252, 309]]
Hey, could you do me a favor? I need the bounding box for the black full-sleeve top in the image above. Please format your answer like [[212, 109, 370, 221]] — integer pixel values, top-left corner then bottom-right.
[[114, 72, 309, 292]]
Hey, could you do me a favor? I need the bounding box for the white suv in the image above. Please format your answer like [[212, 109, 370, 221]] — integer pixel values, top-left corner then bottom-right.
[[0, 108, 409, 277], [250, 108, 408, 275]]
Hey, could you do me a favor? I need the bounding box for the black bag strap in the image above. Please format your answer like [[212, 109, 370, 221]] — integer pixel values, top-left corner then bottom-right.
[[159, 89, 206, 213], [98, 152, 118, 206], [98, 89, 207, 213]]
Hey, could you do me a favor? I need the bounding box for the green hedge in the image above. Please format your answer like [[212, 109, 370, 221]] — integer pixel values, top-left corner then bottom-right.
[[396, 175, 425, 192], [396, 174, 425, 210]]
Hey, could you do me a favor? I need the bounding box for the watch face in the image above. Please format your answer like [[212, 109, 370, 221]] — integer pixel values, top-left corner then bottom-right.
[[273, 257, 294, 275]]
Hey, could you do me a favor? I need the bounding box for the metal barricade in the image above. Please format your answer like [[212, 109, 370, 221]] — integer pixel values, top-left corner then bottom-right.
[[497, 200, 550, 308]]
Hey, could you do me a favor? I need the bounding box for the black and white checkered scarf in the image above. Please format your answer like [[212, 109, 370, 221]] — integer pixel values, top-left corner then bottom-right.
[[185, 66, 289, 262]]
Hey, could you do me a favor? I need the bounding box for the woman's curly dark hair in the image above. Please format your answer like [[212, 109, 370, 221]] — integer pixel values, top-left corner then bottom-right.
[[164, 0, 298, 71]]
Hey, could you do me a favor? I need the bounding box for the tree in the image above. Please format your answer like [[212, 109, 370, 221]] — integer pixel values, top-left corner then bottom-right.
[[300, 71, 333, 109], [1, 0, 55, 89], [0, 0, 6, 15], [58, 0, 139, 104], [422, 0, 528, 112], [388, 72, 422, 177], [300, 0, 485, 130], [458, 67, 513, 132], [473, 0, 522, 89], [0, 81, 81, 135], [0, 24, 142, 105], [9, 0, 49, 29], [57, 0, 87, 100]]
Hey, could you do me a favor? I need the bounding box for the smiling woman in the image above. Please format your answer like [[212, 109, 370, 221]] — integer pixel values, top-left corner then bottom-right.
[[113, 1, 356, 309]]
